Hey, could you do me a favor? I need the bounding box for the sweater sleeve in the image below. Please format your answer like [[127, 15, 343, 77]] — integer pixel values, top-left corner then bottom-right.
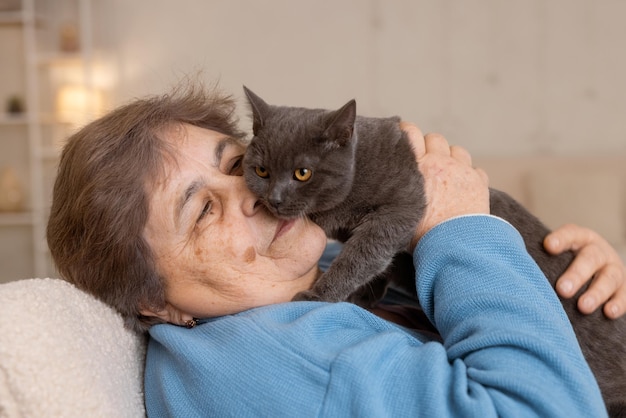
[[145, 215, 607, 418], [406, 215, 607, 416], [318, 215, 606, 417]]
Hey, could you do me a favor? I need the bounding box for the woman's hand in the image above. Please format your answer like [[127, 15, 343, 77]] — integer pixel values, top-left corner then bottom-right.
[[400, 123, 626, 319], [545, 224, 626, 318], [401, 122, 490, 252]]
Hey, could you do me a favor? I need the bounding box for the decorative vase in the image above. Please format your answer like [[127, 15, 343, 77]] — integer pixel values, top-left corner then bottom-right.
[[0, 166, 25, 212], [59, 23, 80, 52], [6, 95, 25, 115]]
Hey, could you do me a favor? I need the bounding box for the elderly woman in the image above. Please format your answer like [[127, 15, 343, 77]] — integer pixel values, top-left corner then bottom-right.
[[47, 84, 622, 416]]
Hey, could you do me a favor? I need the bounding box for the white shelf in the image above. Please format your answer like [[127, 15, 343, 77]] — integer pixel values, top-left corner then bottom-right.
[[0, 114, 29, 126], [0, 113, 75, 127], [0, 0, 93, 281], [34, 52, 84, 66], [0, 212, 33, 226], [0, 11, 24, 25]]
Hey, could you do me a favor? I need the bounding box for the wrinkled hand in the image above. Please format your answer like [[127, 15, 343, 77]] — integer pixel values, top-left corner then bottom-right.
[[400, 122, 490, 252], [545, 224, 626, 318]]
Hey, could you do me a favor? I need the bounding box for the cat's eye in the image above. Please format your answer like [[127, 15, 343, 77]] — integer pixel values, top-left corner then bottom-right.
[[255, 166, 269, 178], [294, 168, 312, 182]]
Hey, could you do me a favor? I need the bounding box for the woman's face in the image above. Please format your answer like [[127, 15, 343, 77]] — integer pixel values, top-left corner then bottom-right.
[[142, 124, 327, 323]]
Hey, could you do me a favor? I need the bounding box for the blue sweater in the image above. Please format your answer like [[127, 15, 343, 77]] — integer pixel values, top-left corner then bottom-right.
[[145, 215, 607, 417]]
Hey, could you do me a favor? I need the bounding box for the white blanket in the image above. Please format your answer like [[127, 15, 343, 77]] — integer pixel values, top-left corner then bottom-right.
[[0, 278, 146, 418]]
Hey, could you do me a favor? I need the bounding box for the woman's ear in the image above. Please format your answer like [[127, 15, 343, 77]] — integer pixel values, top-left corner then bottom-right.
[[140, 303, 194, 326]]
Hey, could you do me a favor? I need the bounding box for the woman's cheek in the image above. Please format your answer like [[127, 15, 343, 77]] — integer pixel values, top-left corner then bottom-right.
[[204, 231, 256, 268]]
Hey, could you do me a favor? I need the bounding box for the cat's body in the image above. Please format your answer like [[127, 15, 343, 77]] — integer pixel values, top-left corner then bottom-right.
[[242, 86, 626, 416], [243, 87, 425, 303]]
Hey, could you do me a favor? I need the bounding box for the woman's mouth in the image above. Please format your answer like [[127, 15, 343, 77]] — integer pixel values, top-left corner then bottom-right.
[[273, 219, 296, 242]]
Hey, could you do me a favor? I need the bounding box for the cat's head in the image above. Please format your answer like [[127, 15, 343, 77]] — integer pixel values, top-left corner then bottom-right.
[[242, 86, 358, 219]]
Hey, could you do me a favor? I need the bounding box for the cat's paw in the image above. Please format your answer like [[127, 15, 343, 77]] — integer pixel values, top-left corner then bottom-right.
[[346, 276, 390, 308], [292, 290, 322, 302]]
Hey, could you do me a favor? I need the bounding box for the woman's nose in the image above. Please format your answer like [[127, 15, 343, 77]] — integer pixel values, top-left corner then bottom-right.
[[232, 177, 263, 217]]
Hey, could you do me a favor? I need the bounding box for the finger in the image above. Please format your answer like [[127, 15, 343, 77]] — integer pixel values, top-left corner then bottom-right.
[[400, 121, 425, 159], [604, 284, 626, 319], [399, 121, 423, 139], [450, 145, 472, 166], [544, 223, 597, 254], [555, 244, 607, 297], [423, 133, 450, 155], [576, 263, 623, 314], [547, 223, 626, 318]]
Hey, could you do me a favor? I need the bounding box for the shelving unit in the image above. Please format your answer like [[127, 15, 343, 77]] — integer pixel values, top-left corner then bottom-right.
[[0, 0, 93, 283]]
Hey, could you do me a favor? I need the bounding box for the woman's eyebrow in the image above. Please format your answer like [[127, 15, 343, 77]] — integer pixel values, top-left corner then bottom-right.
[[214, 136, 239, 167], [176, 179, 205, 228], [175, 136, 240, 227]]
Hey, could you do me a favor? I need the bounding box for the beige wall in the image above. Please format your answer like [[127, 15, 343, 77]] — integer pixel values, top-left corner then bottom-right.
[[2, 1, 626, 280], [91, 0, 626, 157]]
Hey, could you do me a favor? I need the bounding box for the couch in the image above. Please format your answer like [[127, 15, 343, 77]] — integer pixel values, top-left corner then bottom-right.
[[0, 278, 146, 418], [475, 155, 626, 260]]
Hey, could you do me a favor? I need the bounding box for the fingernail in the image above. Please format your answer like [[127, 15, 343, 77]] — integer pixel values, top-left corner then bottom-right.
[[558, 280, 573, 294], [581, 296, 596, 311]]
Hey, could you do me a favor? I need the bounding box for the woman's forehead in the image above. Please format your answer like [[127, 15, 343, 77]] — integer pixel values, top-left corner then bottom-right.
[[156, 124, 225, 171], [161, 122, 225, 146]]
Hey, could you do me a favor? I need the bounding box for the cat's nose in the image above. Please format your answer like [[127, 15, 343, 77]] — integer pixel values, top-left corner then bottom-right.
[[268, 198, 282, 208]]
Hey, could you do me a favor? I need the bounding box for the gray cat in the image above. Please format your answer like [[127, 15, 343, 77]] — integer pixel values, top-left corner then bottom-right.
[[242, 86, 626, 416]]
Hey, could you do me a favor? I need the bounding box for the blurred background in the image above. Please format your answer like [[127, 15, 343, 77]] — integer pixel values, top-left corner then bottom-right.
[[1, 0, 625, 282]]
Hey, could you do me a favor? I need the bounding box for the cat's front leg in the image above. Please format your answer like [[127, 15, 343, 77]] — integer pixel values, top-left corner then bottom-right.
[[293, 217, 415, 303], [292, 242, 396, 303]]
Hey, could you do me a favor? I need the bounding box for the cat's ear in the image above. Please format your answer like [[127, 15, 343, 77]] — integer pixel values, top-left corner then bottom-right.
[[324, 99, 356, 147], [243, 86, 270, 135]]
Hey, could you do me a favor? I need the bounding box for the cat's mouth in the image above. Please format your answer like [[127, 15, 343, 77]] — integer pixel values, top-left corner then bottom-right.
[[262, 200, 305, 220]]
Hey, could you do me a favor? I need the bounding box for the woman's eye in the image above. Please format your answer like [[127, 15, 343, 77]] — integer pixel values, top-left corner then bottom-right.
[[229, 156, 244, 176], [197, 201, 212, 223], [294, 168, 312, 182]]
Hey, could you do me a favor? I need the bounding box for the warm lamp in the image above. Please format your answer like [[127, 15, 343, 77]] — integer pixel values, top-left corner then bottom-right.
[[55, 85, 103, 125]]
